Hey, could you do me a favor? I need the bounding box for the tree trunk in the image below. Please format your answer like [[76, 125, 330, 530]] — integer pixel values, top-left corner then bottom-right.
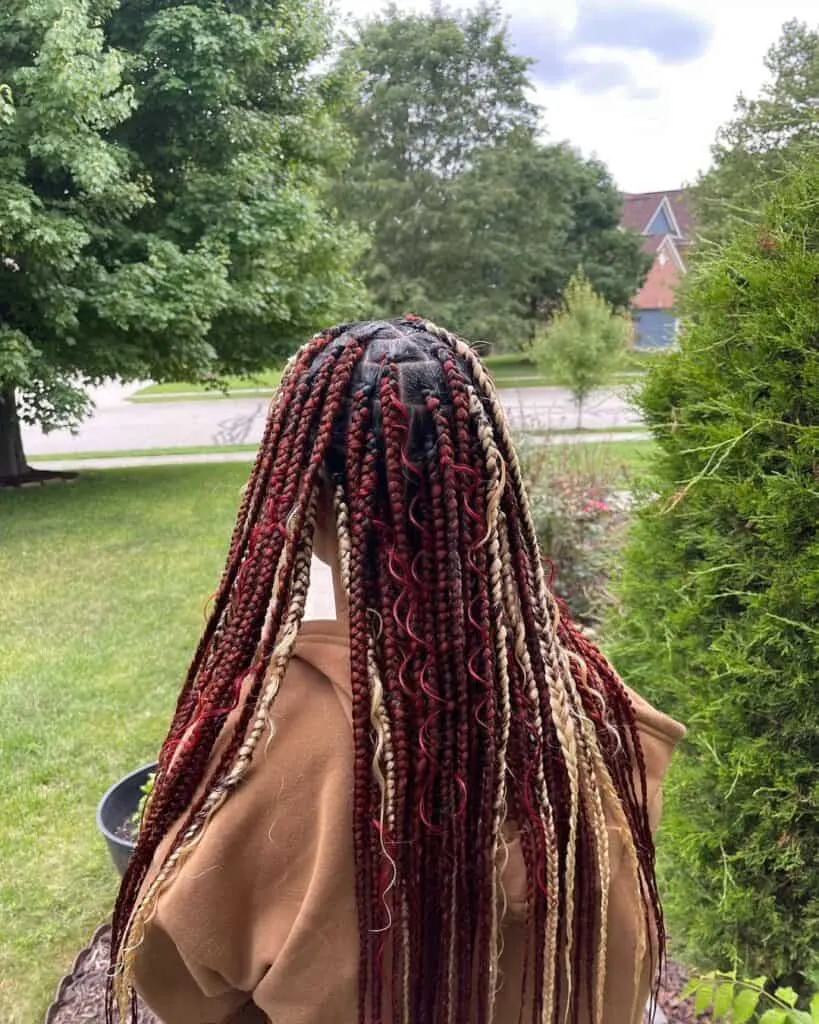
[[0, 386, 76, 486], [576, 397, 583, 430], [0, 386, 29, 483]]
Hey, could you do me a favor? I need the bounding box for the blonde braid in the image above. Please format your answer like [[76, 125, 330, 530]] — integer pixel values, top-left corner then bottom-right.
[[496, 513, 560, 1023], [469, 390, 512, 1021], [333, 485, 352, 593]]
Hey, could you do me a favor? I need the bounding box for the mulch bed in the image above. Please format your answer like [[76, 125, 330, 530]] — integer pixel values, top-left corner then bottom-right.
[[45, 924, 159, 1024], [654, 960, 713, 1023], [46, 924, 711, 1024]]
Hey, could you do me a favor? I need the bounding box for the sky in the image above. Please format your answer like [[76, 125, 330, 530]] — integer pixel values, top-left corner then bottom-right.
[[335, 0, 819, 193]]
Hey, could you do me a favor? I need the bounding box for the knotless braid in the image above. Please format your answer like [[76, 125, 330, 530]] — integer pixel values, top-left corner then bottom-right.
[[110, 317, 665, 1024]]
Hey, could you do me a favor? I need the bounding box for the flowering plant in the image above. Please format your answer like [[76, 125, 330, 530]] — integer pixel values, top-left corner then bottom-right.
[[517, 438, 632, 629]]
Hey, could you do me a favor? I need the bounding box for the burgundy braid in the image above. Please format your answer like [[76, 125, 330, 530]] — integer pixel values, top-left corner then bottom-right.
[[347, 384, 379, 1020], [432, 364, 478, 1019]]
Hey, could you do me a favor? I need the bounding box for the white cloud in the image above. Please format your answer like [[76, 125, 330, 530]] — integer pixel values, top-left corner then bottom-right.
[[334, 0, 819, 191]]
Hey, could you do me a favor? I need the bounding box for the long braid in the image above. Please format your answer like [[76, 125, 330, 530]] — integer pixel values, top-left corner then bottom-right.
[[425, 405, 461, 1024], [110, 335, 361, 1018], [347, 386, 379, 1020], [468, 390, 513, 1022], [431, 358, 479, 1021], [111, 317, 667, 1024]]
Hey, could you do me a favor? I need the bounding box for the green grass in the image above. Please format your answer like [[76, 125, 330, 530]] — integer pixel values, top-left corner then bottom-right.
[[129, 389, 278, 404], [0, 464, 250, 1024], [585, 439, 655, 476], [30, 444, 258, 462], [132, 368, 283, 399], [521, 439, 656, 480], [0, 444, 656, 1020]]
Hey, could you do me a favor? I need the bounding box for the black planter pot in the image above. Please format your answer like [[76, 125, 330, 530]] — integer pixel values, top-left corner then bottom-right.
[[97, 762, 157, 877]]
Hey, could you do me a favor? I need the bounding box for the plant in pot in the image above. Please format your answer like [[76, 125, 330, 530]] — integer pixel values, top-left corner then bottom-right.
[[97, 763, 157, 876]]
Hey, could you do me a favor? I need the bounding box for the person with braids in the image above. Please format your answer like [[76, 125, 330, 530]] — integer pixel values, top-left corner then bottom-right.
[[110, 317, 685, 1024]]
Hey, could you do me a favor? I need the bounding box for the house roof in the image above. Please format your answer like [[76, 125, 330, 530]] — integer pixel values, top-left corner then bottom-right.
[[641, 232, 685, 268], [621, 189, 695, 239], [640, 234, 664, 254], [633, 250, 682, 310]]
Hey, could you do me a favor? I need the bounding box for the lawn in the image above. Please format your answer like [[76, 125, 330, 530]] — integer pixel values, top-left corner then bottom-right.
[[0, 445, 655, 1021], [516, 437, 656, 484], [133, 368, 284, 399], [0, 464, 249, 1024]]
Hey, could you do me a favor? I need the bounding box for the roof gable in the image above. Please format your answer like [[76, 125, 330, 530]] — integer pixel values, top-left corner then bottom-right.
[[621, 189, 695, 241]]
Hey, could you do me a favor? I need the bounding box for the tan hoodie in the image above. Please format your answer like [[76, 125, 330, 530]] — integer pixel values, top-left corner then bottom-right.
[[133, 618, 685, 1024]]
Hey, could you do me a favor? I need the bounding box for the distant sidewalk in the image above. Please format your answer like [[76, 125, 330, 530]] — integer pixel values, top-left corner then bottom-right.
[[28, 430, 652, 473], [29, 451, 258, 472]]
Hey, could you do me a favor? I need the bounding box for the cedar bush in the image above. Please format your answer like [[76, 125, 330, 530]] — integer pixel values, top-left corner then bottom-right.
[[609, 169, 819, 991]]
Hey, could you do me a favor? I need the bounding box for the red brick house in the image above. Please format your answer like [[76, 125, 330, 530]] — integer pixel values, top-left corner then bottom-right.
[[621, 190, 695, 348]]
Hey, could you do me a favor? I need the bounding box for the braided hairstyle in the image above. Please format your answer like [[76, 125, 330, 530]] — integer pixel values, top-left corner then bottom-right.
[[109, 317, 663, 1024]]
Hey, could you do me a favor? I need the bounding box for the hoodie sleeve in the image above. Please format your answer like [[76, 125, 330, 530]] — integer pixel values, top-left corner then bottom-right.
[[133, 654, 358, 1024]]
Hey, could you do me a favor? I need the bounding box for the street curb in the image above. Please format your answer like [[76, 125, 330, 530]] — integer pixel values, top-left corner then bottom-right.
[[28, 452, 258, 471], [27, 432, 653, 472]]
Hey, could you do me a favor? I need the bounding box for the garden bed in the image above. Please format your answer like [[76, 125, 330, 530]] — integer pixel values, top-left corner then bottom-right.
[[44, 924, 159, 1024]]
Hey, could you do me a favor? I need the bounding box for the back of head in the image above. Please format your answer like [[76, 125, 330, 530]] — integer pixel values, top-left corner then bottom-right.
[[110, 316, 663, 1024]]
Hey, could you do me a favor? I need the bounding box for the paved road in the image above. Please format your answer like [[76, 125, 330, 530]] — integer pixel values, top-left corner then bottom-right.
[[22, 385, 642, 457]]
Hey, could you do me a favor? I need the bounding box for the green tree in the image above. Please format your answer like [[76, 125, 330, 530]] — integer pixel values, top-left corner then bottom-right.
[[696, 20, 819, 241], [0, 0, 362, 483], [610, 166, 819, 990], [332, 2, 537, 316], [532, 271, 631, 427], [433, 136, 649, 346], [332, 6, 648, 347]]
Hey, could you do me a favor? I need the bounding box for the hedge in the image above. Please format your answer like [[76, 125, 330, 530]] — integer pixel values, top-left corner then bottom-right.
[[609, 168, 819, 992]]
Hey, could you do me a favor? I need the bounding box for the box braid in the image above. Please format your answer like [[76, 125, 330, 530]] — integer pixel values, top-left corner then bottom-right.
[[109, 317, 664, 1024]]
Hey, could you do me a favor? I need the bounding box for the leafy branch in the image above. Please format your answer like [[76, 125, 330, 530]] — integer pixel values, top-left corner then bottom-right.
[[683, 972, 819, 1023]]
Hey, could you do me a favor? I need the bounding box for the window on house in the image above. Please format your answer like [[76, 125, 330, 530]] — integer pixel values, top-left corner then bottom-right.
[[646, 203, 674, 236]]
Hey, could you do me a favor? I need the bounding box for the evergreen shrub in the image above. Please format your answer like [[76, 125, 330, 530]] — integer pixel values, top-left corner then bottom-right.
[[609, 170, 819, 991]]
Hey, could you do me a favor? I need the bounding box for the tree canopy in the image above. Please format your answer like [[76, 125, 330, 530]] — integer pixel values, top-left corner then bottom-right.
[[331, 3, 649, 348], [696, 19, 819, 241], [0, 0, 362, 481], [434, 136, 649, 345]]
